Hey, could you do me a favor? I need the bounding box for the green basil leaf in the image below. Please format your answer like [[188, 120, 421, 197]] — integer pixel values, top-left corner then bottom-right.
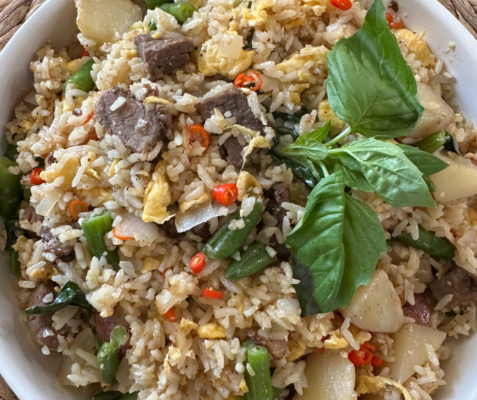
[[270, 149, 320, 187], [283, 138, 329, 162], [287, 171, 386, 314], [327, 0, 423, 138], [398, 144, 448, 176], [5, 218, 25, 252], [295, 121, 331, 145], [332, 139, 435, 208], [334, 163, 374, 192], [26, 281, 91, 315]]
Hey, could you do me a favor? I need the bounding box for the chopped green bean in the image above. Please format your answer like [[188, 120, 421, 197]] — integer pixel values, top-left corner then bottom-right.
[[97, 325, 128, 384], [412, 130, 446, 154], [397, 226, 456, 261], [204, 200, 263, 260], [9, 251, 21, 276], [0, 157, 23, 219], [63, 59, 95, 93], [242, 341, 274, 400], [226, 242, 278, 279], [4, 143, 17, 161], [144, 0, 173, 9], [159, 3, 196, 24], [120, 393, 139, 400]]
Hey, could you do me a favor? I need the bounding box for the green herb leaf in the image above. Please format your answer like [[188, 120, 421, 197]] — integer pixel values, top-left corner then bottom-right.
[[270, 149, 320, 187], [398, 144, 448, 176], [26, 281, 91, 315], [331, 138, 436, 208], [283, 139, 329, 162], [5, 218, 25, 252], [286, 171, 386, 315], [327, 0, 423, 138], [334, 163, 373, 192], [295, 121, 331, 145]]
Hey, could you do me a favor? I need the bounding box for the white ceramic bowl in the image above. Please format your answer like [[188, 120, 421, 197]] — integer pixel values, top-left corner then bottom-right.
[[0, 0, 476, 399]]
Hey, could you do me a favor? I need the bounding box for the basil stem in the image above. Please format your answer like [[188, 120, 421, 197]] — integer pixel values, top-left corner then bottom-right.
[[412, 130, 446, 154], [204, 200, 263, 260], [226, 242, 278, 279], [97, 326, 128, 384], [242, 341, 274, 400], [397, 226, 456, 261], [63, 59, 95, 93]]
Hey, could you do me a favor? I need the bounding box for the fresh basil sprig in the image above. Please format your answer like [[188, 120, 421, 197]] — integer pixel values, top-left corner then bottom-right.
[[397, 144, 448, 176], [327, 0, 423, 138], [286, 170, 386, 315]]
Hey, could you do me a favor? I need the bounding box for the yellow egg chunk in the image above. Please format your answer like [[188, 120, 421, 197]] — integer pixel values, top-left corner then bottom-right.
[[275, 46, 329, 84], [196, 323, 227, 339], [395, 29, 435, 68], [237, 171, 263, 201], [143, 160, 173, 224], [41, 157, 80, 190], [318, 99, 345, 130], [242, 0, 275, 26]]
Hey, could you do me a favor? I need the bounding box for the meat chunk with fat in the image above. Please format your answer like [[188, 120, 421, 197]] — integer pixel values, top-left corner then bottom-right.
[[430, 265, 477, 311], [402, 292, 434, 327], [95, 86, 172, 153], [264, 183, 290, 225], [196, 88, 265, 134], [40, 225, 73, 259], [134, 34, 194, 81], [93, 307, 132, 358]]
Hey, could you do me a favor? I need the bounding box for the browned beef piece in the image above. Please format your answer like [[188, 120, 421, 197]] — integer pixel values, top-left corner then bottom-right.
[[264, 183, 290, 225], [196, 88, 265, 133], [222, 136, 244, 168], [95, 86, 172, 153], [93, 307, 132, 358], [430, 266, 477, 311], [40, 225, 73, 259], [27, 282, 59, 350], [192, 222, 211, 239], [163, 218, 179, 239], [22, 206, 44, 224], [248, 332, 287, 360], [134, 34, 194, 81], [402, 293, 434, 327], [272, 242, 291, 262]]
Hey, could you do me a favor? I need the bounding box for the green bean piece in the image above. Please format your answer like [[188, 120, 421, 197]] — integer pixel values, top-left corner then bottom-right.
[[242, 341, 274, 400], [444, 130, 460, 154], [159, 3, 196, 24], [413, 130, 446, 154], [9, 251, 21, 276], [82, 212, 119, 270], [226, 242, 278, 279], [149, 20, 157, 31], [144, 0, 172, 9], [63, 59, 95, 93], [275, 127, 298, 141], [97, 325, 128, 384], [204, 200, 263, 260], [23, 187, 32, 202], [4, 143, 17, 161], [0, 157, 23, 219], [272, 386, 283, 399], [397, 226, 456, 261]]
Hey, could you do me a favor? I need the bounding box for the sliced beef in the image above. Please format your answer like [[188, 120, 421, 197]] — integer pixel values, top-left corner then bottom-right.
[[196, 88, 265, 134], [248, 332, 287, 360], [93, 307, 131, 358], [402, 292, 434, 327], [134, 34, 194, 81], [192, 222, 211, 239], [163, 218, 179, 239], [222, 136, 244, 168], [40, 225, 73, 259], [95, 86, 172, 153], [21, 207, 44, 224], [27, 282, 59, 350], [264, 183, 290, 225], [430, 266, 477, 311]]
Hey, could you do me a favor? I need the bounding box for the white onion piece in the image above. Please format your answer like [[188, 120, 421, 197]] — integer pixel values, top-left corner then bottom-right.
[[114, 214, 159, 246], [217, 34, 244, 59], [36, 191, 61, 216], [175, 201, 237, 233]]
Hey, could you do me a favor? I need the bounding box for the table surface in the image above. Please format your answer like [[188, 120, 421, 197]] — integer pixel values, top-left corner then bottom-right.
[[0, 0, 476, 398]]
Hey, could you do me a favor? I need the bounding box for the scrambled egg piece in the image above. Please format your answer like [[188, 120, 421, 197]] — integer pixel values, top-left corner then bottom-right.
[[286, 340, 307, 362], [108, 159, 120, 177], [196, 323, 227, 339], [323, 330, 349, 350], [301, 0, 327, 17], [395, 29, 435, 68], [180, 318, 198, 335], [349, 325, 372, 346], [143, 160, 172, 224], [242, 0, 275, 26], [276, 46, 329, 84], [41, 157, 80, 190], [356, 376, 412, 400], [141, 255, 164, 274], [198, 37, 255, 79], [243, 136, 272, 162], [144, 96, 170, 106], [237, 171, 263, 201], [318, 99, 345, 131], [179, 192, 210, 213], [78, 187, 112, 203], [239, 378, 249, 395]]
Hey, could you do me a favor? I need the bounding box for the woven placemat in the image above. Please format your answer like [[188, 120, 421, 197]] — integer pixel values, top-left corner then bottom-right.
[[0, 0, 476, 398]]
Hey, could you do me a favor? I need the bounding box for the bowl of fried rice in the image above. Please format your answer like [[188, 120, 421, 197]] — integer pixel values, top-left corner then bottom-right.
[[1, 0, 477, 399]]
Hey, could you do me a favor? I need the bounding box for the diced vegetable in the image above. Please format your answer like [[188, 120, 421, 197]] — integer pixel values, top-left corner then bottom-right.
[[189, 124, 209, 153], [82, 211, 119, 271], [30, 168, 45, 185], [204, 199, 263, 260], [430, 152, 477, 202], [412, 130, 446, 154], [76, 0, 143, 45], [0, 157, 22, 219], [330, 0, 352, 11], [23, 187, 31, 202], [406, 84, 455, 139], [97, 325, 129, 384], [69, 200, 89, 220], [212, 183, 238, 206], [397, 226, 456, 261], [63, 59, 95, 93], [202, 287, 223, 299], [386, 323, 446, 383], [234, 71, 263, 92], [225, 242, 278, 279], [293, 350, 355, 400], [144, 0, 172, 9], [164, 308, 177, 322], [242, 341, 274, 400], [189, 252, 205, 274], [342, 270, 404, 333], [159, 2, 196, 24], [26, 281, 91, 315]]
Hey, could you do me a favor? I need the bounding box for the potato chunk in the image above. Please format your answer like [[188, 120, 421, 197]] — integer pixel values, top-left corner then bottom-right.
[[342, 270, 404, 333], [386, 323, 446, 383], [76, 0, 143, 45], [293, 351, 355, 400], [431, 152, 477, 202]]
